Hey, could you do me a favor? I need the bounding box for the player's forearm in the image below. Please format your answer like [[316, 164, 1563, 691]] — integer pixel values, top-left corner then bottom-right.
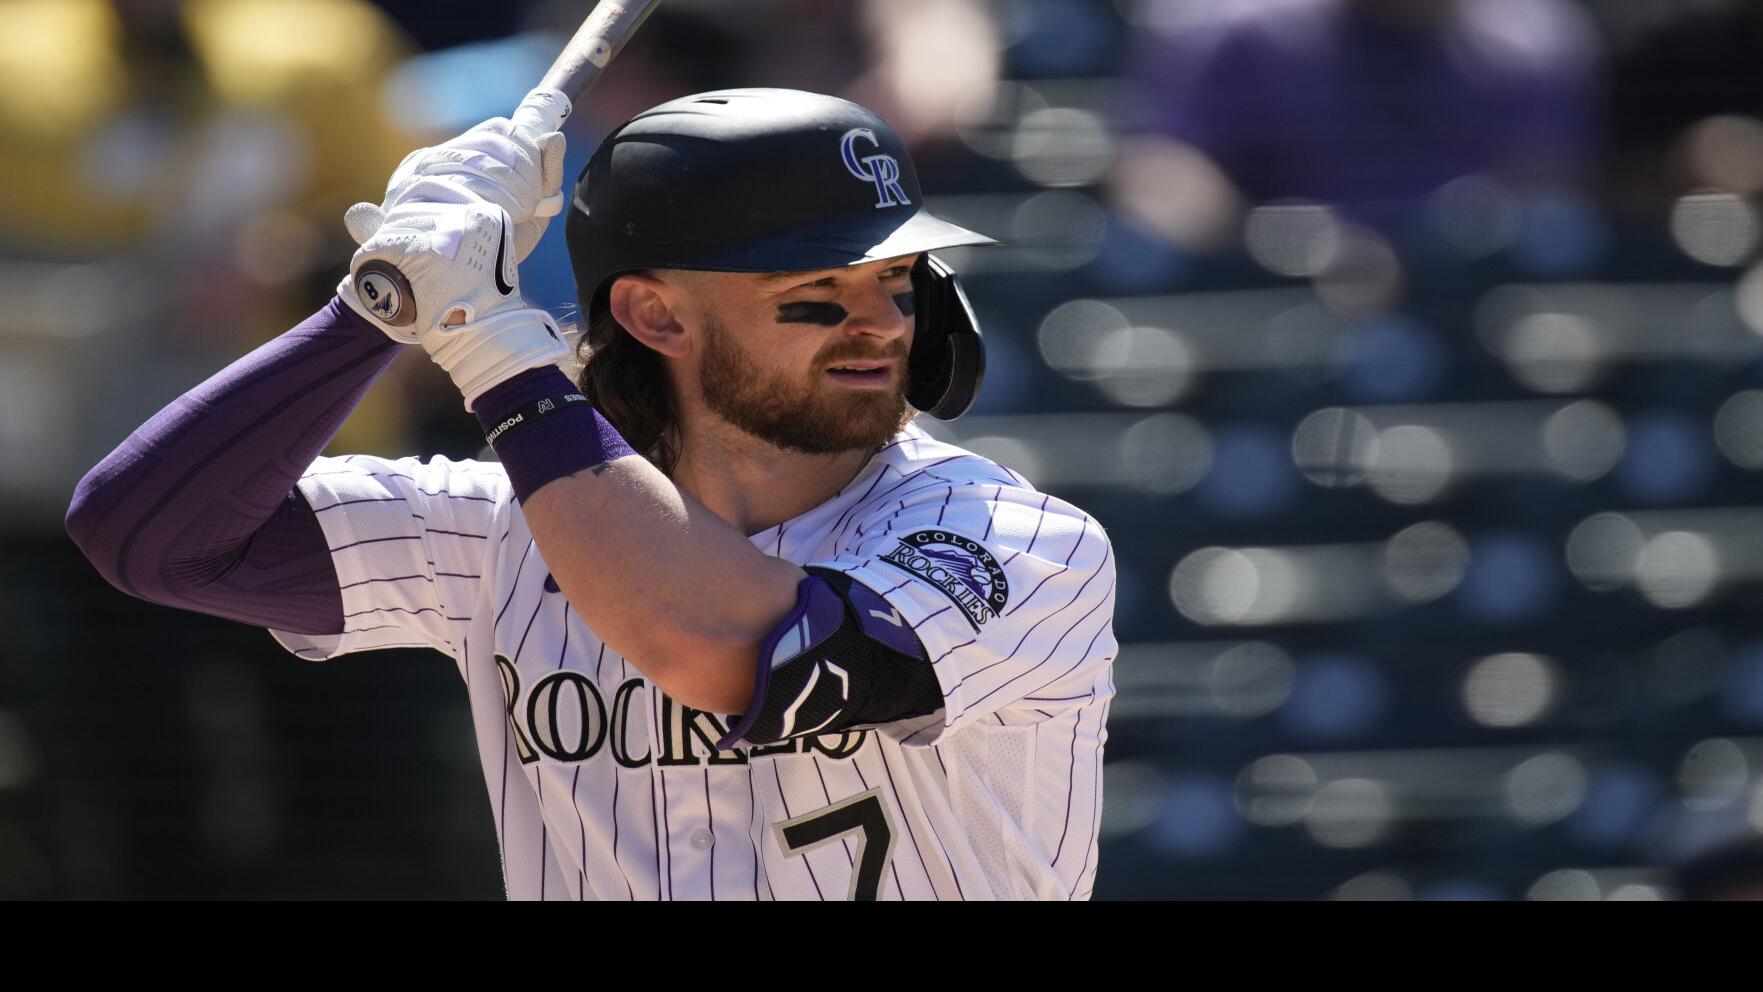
[[522, 455, 805, 712], [473, 366, 802, 713], [65, 298, 402, 632]]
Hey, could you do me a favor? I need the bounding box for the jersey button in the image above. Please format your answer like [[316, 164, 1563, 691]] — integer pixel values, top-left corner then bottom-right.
[[689, 828, 714, 850]]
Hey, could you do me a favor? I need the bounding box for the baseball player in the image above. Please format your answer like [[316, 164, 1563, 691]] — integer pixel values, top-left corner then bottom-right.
[[66, 87, 1117, 900]]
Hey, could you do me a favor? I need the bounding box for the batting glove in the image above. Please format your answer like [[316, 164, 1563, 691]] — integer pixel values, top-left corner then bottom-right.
[[345, 87, 571, 265], [337, 198, 570, 410]]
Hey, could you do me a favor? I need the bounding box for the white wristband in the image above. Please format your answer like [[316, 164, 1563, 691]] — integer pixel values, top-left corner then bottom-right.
[[422, 307, 574, 411]]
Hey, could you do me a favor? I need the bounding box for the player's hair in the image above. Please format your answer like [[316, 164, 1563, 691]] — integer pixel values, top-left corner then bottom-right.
[[573, 306, 682, 474]]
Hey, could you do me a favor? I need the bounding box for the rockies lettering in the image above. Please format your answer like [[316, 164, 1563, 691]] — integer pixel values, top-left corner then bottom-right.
[[271, 424, 1116, 900]]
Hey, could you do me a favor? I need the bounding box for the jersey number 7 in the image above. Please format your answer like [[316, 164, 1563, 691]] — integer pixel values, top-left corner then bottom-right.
[[773, 788, 896, 901]]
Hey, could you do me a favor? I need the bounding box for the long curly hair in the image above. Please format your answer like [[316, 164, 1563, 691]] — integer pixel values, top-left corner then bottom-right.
[[571, 305, 682, 474]]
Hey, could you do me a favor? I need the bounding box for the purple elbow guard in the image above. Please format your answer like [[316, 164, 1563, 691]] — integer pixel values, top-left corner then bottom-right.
[[718, 568, 941, 751]]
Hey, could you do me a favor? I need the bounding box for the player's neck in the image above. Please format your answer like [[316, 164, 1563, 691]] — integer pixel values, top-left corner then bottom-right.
[[669, 421, 873, 536]]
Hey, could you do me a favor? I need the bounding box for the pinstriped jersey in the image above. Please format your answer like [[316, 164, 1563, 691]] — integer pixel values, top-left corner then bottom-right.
[[271, 422, 1117, 900]]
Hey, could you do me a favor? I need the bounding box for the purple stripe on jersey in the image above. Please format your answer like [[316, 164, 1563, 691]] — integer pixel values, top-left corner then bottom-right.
[[838, 456, 967, 528], [963, 569, 1114, 715], [1003, 517, 1091, 618], [571, 764, 586, 900], [1021, 578, 1118, 702], [931, 745, 949, 778], [303, 466, 408, 480], [833, 462, 962, 542], [652, 697, 669, 902], [658, 766, 672, 900], [771, 760, 826, 900], [1035, 709, 1054, 719], [328, 534, 422, 553], [812, 762, 857, 868], [747, 773, 769, 901], [1000, 495, 1052, 567], [1050, 707, 1084, 866], [932, 638, 976, 664], [934, 487, 953, 526], [312, 495, 405, 513], [850, 761, 905, 900], [552, 600, 594, 901], [341, 623, 404, 635], [425, 527, 489, 540], [540, 818, 548, 900], [825, 464, 897, 542], [981, 486, 1002, 541], [944, 544, 1112, 699], [342, 605, 444, 621], [499, 714, 512, 890], [875, 744, 959, 900], [495, 542, 536, 629], [613, 766, 633, 900], [1069, 696, 1110, 900], [1022, 693, 1093, 703], [703, 770, 715, 901], [834, 485, 951, 557], [338, 573, 429, 590], [911, 605, 952, 630], [305, 468, 502, 504]]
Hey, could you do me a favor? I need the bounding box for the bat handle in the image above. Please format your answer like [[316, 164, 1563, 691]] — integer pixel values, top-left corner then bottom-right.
[[538, 0, 664, 108], [511, 87, 573, 139]]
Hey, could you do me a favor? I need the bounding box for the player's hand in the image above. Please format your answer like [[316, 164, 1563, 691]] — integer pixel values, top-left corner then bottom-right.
[[338, 198, 570, 410], [347, 87, 571, 265]]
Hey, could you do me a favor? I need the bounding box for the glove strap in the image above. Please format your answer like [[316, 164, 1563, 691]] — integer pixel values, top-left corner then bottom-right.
[[422, 307, 573, 410]]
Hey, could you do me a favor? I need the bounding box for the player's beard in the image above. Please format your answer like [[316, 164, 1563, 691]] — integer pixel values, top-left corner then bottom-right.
[[697, 313, 912, 455]]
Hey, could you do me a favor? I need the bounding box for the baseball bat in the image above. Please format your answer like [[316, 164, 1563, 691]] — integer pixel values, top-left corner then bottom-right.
[[541, 0, 665, 107], [511, 0, 665, 145]]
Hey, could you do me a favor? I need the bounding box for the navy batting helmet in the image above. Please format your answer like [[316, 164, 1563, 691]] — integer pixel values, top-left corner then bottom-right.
[[565, 88, 997, 420]]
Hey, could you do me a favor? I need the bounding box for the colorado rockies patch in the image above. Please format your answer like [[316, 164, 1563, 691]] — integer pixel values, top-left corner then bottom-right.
[[880, 530, 1009, 631]]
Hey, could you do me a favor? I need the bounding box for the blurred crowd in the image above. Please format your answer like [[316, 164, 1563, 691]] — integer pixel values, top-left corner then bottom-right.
[[8, 0, 1763, 898]]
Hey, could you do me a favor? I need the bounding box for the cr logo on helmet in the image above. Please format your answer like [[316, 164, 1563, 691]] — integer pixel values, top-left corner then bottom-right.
[[840, 128, 911, 209]]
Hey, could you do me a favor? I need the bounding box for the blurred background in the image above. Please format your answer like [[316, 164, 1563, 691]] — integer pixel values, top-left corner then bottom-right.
[[8, 0, 1763, 900]]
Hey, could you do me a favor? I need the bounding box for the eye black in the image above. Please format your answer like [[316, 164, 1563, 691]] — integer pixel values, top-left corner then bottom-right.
[[777, 301, 849, 326]]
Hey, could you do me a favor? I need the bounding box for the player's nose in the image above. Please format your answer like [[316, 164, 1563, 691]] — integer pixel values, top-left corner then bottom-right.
[[841, 279, 912, 343]]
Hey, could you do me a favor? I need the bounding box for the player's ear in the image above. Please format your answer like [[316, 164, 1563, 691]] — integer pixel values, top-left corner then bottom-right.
[[609, 272, 690, 359]]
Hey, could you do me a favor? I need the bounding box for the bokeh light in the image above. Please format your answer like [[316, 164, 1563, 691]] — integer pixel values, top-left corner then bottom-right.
[[1670, 192, 1760, 268], [1462, 653, 1559, 728]]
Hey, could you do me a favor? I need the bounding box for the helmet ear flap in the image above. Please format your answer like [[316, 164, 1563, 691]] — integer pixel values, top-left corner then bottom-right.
[[906, 254, 986, 420]]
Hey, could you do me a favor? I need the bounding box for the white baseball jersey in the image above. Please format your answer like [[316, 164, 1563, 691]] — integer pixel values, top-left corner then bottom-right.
[[271, 422, 1117, 900]]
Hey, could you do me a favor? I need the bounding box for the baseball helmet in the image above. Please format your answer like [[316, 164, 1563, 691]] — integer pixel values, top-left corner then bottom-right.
[[564, 88, 998, 419]]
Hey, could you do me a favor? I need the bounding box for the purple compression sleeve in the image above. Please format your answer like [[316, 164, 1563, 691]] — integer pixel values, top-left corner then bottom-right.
[[66, 298, 402, 635]]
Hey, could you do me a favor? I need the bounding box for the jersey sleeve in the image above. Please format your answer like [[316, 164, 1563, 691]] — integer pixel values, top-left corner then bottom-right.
[[810, 482, 1117, 746], [268, 453, 511, 661]]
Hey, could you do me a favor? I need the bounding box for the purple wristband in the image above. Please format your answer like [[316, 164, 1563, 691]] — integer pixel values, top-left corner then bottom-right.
[[473, 367, 637, 501]]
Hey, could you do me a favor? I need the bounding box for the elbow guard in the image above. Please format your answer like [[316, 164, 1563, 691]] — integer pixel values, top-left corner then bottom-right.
[[717, 567, 944, 750]]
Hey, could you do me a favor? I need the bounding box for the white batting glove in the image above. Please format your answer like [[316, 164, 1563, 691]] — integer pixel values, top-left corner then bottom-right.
[[346, 87, 571, 264], [337, 199, 571, 410]]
